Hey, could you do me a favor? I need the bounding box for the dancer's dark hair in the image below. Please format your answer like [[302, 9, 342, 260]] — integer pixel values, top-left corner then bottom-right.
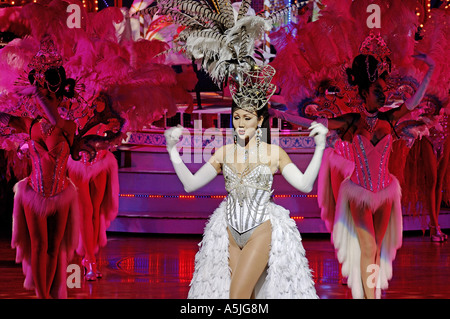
[[28, 66, 75, 98], [346, 54, 391, 100]]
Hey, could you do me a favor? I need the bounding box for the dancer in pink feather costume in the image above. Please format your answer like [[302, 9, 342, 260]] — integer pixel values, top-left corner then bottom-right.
[[68, 149, 119, 280], [67, 111, 120, 281], [270, 32, 435, 298], [1, 0, 196, 296], [268, 0, 450, 298], [1, 37, 80, 299]]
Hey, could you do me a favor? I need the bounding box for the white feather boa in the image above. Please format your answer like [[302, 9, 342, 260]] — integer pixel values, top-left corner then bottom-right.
[[332, 177, 403, 299], [188, 201, 318, 299]]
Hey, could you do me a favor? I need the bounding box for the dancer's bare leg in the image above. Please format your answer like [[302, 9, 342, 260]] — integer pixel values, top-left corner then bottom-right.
[[89, 170, 107, 248], [349, 201, 377, 299], [72, 175, 96, 262], [420, 139, 439, 230], [228, 220, 271, 299], [24, 205, 49, 299], [373, 201, 392, 280], [435, 137, 450, 231], [228, 228, 241, 276], [45, 205, 70, 296]]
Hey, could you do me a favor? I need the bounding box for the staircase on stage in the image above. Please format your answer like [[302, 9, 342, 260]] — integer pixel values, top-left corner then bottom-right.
[[109, 93, 450, 234]]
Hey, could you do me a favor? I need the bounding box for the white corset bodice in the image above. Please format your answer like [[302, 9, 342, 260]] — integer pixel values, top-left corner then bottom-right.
[[223, 163, 273, 233]]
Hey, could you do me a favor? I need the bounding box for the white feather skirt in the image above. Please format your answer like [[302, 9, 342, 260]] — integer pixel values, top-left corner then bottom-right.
[[188, 200, 318, 299], [332, 177, 403, 299]]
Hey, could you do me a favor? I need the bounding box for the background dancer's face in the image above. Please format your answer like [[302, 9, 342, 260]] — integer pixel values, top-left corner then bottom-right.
[[232, 108, 263, 142], [363, 78, 387, 111]]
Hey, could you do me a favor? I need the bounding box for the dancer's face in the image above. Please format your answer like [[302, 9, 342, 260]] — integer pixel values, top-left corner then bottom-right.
[[364, 78, 387, 111], [232, 108, 263, 141]]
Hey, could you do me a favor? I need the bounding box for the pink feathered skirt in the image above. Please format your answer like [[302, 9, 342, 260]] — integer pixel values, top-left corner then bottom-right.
[[67, 151, 119, 255], [317, 148, 355, 232], [332, 176, 403, 299]]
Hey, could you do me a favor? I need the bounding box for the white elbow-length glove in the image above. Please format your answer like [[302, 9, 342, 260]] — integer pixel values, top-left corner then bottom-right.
[[165, 125, 217, 193], [281, 122, 328, 193], [405, 52, 435, 110]]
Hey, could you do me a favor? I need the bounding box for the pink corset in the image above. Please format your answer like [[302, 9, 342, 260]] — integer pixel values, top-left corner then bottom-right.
[[334, 139, 354, 161], [350, 134, 393, 193], [28, 140, 71, 197], [80, 149, 107, 166]]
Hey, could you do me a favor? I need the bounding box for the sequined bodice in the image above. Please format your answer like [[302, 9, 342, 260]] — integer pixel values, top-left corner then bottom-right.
[[28, 140, 71, 197], [80, 149, 107, 166], [350, 134, 392, 193], [427, 114, 448, 158], [334, 139, 354, 161], [223, 163, 273, 233]]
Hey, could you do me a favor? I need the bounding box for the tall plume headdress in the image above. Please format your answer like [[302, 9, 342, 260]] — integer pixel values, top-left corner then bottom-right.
[[134, 0, 310, 112], [17, 37, 124, 162], [27, 37, 64, 92]]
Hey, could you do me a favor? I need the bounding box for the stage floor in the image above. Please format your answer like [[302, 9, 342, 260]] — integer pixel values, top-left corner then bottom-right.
[[0, 231, 449, 299]]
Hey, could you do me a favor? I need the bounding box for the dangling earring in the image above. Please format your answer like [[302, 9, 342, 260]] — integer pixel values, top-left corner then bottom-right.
[[45, 71, 62, 94], [256, 125, 262, 147], [234, 133, 237, 145]]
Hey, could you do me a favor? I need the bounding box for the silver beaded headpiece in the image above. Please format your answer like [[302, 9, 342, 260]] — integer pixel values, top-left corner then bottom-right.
[[229, 64, 276, 113]]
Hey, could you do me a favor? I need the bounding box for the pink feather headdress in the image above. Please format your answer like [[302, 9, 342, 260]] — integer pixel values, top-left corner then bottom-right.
[[27, 37, 64, 90], [359, 32, 391, 82]]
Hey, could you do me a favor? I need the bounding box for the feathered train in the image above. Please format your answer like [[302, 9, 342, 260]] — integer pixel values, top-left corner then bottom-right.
[[188, 201, 318, 299]]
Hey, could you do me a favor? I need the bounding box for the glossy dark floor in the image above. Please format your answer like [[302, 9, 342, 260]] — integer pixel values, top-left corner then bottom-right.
[[0, 231, 449, 299]]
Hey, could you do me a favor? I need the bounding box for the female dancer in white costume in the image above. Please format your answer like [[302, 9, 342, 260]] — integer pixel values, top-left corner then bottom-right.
[[165, 91, 328, 298], [132, 0, 324, 298]]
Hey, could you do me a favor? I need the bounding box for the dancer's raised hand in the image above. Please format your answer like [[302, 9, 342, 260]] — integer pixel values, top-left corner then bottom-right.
[[308, 121, 328, 149], [164, 125, 183, 151]]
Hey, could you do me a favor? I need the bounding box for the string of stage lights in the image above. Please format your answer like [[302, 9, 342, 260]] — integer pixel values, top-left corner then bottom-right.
[[119, 193, 318, 199]]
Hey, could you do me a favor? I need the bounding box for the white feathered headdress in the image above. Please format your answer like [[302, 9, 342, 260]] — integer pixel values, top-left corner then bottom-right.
[[134, 0, 309, 111]]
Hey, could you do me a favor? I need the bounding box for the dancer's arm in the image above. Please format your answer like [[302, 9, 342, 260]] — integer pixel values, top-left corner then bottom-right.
[[34, 88, 60, 126], [389, 53, 435, 121], [1, 86, 62, 133], [405, 53, 435, 110], [0, 112, 11, 127], [165, 126, 218, 193], [268, 107, 354, 132], [268, 108, 314, 128], [0, 112, 32, 133], [279, 122, 328, 193]]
